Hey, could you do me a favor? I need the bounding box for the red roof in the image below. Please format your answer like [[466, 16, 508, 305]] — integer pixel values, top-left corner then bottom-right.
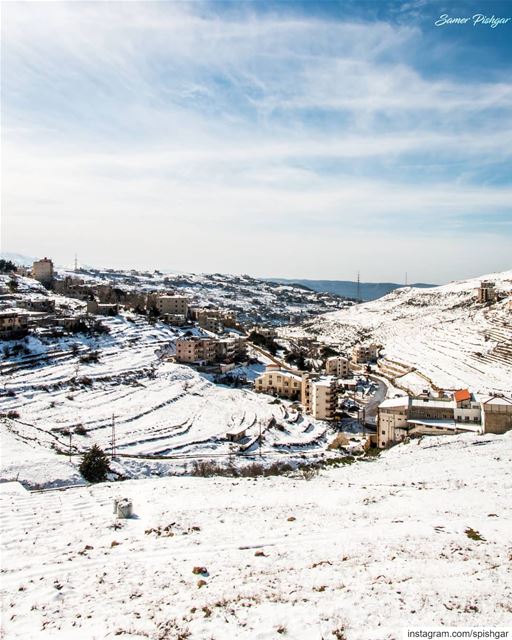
[[454, 389, 471, 403]]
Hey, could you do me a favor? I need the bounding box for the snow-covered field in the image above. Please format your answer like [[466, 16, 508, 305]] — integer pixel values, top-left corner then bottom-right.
[[0, 314, 334, 488], [287, 270, 512, 396], [1, 432, 511, 639]]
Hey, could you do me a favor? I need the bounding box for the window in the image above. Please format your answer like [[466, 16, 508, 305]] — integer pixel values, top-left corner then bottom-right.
[[381, 430, 385, 435]]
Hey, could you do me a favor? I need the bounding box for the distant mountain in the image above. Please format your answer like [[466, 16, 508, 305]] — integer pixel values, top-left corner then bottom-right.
[[268, 279, 437, 301]]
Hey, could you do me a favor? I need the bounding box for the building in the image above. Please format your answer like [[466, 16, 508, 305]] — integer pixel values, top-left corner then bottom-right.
[[0, 311, 29, 338], [481, 396, 512, 434], [86, 300, 119, 316], [162, 313, 188, 326], [254, 365, 302, 400], [32, 258, 54, 286], [191, 307, 237, 333], [156, 295, 189, 317], [216, 336, 247, 363], [18, 298, 55, 313], [175, 337, 218, 364], [301, 374, 339, 421], [351, 343, 380, 364], [476, 281, 496, 304], [226, 427, 247, 442], [376, 388, 489, 448], [325, 355, 350, 378]]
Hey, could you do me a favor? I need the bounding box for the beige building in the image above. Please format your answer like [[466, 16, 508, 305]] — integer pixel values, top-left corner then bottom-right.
[[254, 365, 302, 400], [476, 281, 497, 304], [175, 337, 218, 364], [301, 374, 339, 421], [377, 388, 488, 448], [190, 308, 237, 333], [351, 343, 380, 364], [325, 355, 350, 377], [87, 300, 119, 316], [0, 311, 29, 337], [481, 396, 512, 434], [156, 295, 189, 317], [32, 258, 54, 286]]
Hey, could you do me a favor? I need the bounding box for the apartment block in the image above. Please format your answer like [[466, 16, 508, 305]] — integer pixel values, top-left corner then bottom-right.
[[175, 337, 218, 364], [351, 343, 380, 364], [0, 311, 29, 338], [301, 374, 339, 421], [325, 355, 350, 377], [476, 281, 497, 304], [32, 258, 54, 286], [156, 295, 189, 316]]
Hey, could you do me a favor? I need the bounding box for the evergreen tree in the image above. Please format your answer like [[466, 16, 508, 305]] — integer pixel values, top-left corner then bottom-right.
[[79, 444, 110, 483]]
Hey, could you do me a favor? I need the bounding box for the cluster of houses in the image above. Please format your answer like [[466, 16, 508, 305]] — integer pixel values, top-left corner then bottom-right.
[[1, 257, 243, 341], [253, 349, 374, 420], [376, 388, 512, 447]]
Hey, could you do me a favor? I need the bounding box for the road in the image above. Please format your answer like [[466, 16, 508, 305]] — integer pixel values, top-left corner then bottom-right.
[[363, 375, 388, 423]]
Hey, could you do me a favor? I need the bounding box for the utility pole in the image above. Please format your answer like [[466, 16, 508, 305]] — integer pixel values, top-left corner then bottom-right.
[[74, 253, 78, 273], [111, 413, 116, 459]]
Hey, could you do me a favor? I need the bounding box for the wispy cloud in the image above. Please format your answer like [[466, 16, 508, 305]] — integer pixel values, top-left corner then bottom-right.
[[1, 1, 511, 281]]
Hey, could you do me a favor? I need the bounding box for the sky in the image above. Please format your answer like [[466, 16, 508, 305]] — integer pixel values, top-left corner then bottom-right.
[[1, 0, 511, 283]]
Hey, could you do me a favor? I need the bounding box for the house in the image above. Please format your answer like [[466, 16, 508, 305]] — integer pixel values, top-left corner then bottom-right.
[[190, 307, 237, 333], [18, 298, 56, 313], [87, 300, 119, 316], [351, 343, 380, 364], [476, 281, 496, 304], [325, 355, 350, 377], [254, 365, 302, 400], [156, 295, 189, 317], [0, 311, 29, 338], [162, 313, 188, 326], [301, 374, 339, 421], [32, 258, 54, 286], [226, 427, 247, 442]]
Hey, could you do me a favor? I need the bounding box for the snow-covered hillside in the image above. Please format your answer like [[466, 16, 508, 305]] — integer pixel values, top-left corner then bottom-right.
[[0, 313, 335, 488], [286, 270, 512, 395], [56, 267, 352, 325], [1, 432, 511, 639]]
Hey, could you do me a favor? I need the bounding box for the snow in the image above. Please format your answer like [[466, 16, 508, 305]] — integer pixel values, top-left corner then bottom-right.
[[1, 432, 511, 639], [1, 314, 335, 487], [287, 270, 512, 396]]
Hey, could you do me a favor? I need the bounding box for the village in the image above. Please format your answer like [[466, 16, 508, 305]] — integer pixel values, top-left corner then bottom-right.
[[1, 257, 511, 456]]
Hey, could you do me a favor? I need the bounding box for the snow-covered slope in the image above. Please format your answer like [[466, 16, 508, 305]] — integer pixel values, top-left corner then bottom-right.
[[1, 431, 511, 639], [287, 270, 512, 395], [0, 313, 334, 488]]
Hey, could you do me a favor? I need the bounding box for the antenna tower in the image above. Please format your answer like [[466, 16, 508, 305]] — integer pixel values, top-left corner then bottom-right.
[[356, 271, 361, 302]]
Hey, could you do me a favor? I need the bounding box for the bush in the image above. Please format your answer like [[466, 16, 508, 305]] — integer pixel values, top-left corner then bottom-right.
[[79, 444, 110, 483]]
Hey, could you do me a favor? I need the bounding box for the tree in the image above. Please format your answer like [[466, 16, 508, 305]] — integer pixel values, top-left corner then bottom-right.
[[79, 444, 110, 483], [0, 259, 17, 273]]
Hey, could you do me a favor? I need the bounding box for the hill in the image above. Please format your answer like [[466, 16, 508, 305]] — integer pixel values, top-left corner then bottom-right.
[[285, 270, 512, 395], [269, 278, 436, 301], [1, 431, 511, 639]]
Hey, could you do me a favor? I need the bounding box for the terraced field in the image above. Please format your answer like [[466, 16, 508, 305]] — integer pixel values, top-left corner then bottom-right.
[[1, 315, 332, 487]]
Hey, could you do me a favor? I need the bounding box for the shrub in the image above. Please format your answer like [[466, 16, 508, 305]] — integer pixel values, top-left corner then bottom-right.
[[79, 444, 110, 483]]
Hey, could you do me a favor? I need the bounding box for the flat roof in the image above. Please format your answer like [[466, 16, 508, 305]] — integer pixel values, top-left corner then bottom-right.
[[379, 396, 409, 409], [407, 419, 481, 432]]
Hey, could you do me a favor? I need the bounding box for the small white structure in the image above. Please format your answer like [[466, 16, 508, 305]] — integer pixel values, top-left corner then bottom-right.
[[113, 497, 133, 518]]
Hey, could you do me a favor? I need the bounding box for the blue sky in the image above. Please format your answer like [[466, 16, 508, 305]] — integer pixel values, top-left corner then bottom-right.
[[2, 0, 511, 282]]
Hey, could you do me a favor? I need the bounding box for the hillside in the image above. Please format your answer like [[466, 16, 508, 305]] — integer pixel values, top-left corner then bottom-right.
[[1, 431, 511, 639], [57, 268, 353, 325], [285, 270, 512, 395], [270, 278, 436, 302]]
